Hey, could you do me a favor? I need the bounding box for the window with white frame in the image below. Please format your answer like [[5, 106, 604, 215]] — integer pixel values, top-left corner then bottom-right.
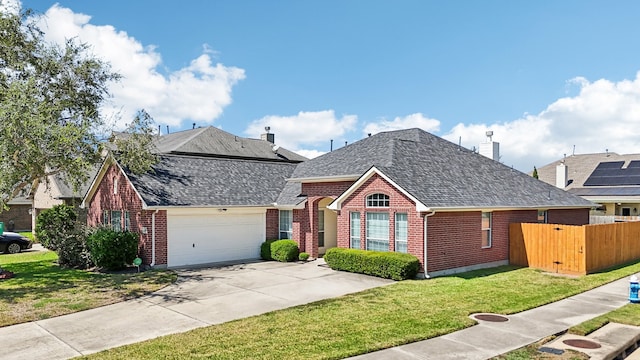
[[102, 210, 109, 226], [537, 210, 548, 223], [366, 212, 389, 251], [279, 210, 293, 239], [481, 212, 492, 248], [318, 210, 325, 247], [113, 177, 118, 195], [124, 211, 131, 231], [395, 213, 408, 253], [366, 193, 389, 208], [111, 210, 122, 232], [350, 212, 360, 249]]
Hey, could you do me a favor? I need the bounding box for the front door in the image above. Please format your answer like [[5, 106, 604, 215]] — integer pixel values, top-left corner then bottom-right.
[[318, 198, 337, 255]]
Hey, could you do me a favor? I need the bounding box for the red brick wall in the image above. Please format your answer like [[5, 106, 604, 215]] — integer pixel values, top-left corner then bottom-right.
[[86, 163, 168, 266], [339, 175, 424, 267], [266, 209, 279, 240], [548, 208, 589, 225]]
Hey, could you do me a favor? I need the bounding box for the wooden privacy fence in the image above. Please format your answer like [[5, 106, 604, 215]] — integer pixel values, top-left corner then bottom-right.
[[510, 222, 640, 275]]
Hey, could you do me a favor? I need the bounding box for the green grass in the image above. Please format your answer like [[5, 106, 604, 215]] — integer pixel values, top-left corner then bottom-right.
[[83, 261, 640, 360], [18, 231, 35, 241], [570, 303, 640, 336], [0, 250, 176, 327]]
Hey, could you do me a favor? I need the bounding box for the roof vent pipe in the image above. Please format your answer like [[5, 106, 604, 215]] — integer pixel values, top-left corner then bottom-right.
[[330, 139, 333, 152], [166, 125, 169, 134]]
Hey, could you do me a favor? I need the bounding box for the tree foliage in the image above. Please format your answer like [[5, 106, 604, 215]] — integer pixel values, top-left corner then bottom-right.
[[532, 166, 539, 179], [0, 8, 156, 209]]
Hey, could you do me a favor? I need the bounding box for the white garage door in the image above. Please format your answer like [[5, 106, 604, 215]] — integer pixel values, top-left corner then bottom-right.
[[167, 210, 265, 267]]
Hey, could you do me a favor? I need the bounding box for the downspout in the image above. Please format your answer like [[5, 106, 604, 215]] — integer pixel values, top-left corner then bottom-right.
[[423, 210, 436, 279], [151, 209, 159, 267]]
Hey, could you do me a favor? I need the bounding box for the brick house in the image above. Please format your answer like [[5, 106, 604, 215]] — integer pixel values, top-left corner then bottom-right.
[[83, 127, 593, 277]]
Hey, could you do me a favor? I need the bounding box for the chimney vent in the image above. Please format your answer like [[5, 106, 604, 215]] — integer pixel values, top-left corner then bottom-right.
[[479, 131, 500, 161], [556, 162, 568, 188], [260, 126, 275, 143]]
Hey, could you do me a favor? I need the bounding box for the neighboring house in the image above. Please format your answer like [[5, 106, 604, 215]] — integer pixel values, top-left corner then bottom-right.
[[83, 127, 592, 277], [537, 153, 640, 220], [32, 170, 99, 230], [0, 196, 32, 232]]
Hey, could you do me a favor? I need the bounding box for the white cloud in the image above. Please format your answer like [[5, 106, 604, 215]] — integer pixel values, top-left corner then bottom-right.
[[363, 113, 441, 136], [244, 110, 357, 153], [294, 149, 326, 159], [0, 0, 20, 14], [444, 73, 640, 171], [32, 4, 244, 128]]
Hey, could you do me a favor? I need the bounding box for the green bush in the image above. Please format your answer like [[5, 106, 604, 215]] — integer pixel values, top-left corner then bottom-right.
[[323, 248, 420, 280], [56, 226, 93, 269], [35, 205, 93, 268], [270, 240, 299, 262], [260, 240, 275, 260], [299, 252, 310, 261], [87, 228, 139, 270], [35, 204, 78, 251]]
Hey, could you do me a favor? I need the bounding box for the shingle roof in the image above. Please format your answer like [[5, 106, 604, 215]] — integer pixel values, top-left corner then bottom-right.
[[286, 128, 592, 209], [153, 126, 307, 162], [124, 154, 298, 207], [537, 153, 640, 190], [53, 165, 100, 200]]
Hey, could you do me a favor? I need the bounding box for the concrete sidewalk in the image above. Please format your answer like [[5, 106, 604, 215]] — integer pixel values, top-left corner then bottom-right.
[[348, 276, 635, 360], [0, 259, 391, 360]]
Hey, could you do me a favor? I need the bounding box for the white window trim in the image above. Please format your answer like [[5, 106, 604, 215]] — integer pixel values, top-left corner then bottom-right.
[[395, 212, 408, 253], [366, 193, 390, 208], [350, 211, 361, 249], [279, 210, 293, 240], [481, 212, 492, 249]]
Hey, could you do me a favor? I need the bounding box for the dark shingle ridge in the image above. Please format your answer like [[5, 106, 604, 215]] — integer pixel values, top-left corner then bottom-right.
[[153, 126, 306, 163]]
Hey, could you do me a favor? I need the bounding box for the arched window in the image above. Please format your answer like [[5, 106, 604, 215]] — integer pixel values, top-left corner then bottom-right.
[[366, 193, 389, 208]]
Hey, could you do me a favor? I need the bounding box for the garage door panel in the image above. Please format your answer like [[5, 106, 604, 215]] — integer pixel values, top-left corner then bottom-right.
[[167, 212, 265, 267]]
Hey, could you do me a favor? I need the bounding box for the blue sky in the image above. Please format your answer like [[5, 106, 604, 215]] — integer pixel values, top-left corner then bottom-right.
[[10, 0, 640, 170]]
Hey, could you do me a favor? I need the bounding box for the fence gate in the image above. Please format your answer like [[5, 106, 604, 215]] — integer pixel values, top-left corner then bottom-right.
[[509, 223, 585, 275]]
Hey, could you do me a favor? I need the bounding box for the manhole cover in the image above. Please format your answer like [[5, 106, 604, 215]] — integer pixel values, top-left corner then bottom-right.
[[473, 314, 509, 322], [562, 339, 601, 349]]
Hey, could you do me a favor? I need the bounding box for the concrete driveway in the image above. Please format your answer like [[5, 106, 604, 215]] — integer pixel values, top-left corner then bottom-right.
[[1, 259, 392, 360]]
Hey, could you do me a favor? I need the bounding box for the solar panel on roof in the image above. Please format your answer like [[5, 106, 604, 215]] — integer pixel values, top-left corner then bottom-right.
[[584, 161, 640, 186]]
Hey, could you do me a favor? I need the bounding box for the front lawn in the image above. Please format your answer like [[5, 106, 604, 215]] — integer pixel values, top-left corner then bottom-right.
[[84, 261, 640, 360], [0, 250, 176, 327]]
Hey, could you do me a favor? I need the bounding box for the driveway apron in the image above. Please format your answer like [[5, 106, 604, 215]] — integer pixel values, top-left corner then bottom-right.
[[0, 259, 392, 360]]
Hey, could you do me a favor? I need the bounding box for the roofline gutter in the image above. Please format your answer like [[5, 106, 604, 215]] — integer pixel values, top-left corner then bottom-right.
[[426, 205, 595, 212], [286, 175, 360, 183], [143, 204, 281, 210]]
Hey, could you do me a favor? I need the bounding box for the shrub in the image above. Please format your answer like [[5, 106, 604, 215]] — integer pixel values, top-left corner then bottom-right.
[[56, 225, 93, 269], [260, 240, 275, 260], [35, 204, 77, 251], [270, 240, 299, 262], [323, 248, 420, 280], [87, 228, 139, 270], [298, 252, 310, 261]]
